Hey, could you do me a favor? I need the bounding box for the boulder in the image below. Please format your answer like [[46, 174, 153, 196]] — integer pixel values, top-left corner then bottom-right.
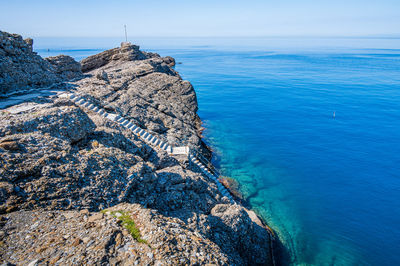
[[45, 55, 83, 80], [163, 56, 176, 67]]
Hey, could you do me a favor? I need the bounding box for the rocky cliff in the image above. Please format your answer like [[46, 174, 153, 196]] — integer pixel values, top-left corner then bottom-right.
[[0, 30, 82, 95], [0, 31, 275, 265]]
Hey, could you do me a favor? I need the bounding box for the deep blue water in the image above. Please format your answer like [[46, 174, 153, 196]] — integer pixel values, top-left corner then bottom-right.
[[36, 37, 400, 265]]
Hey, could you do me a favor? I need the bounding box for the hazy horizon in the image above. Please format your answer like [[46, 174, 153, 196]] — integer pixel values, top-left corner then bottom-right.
[[9, 35, 400, 39], [1, 0, 399, 38]]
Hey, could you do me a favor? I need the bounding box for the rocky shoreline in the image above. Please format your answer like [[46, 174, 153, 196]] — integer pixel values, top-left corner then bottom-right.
[[0, 30, 277, 265]]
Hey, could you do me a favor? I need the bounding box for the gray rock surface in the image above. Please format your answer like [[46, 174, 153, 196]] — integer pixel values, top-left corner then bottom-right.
[[74, 55, 202, 149], [0, 30, 83, 95], [0, 31, 275, 265], [45, 55, 83, 80], [0, 30, 60, 95], [0, 204, 229, 265], [80, 42, 147, 72], [23, 38, 33, 52]]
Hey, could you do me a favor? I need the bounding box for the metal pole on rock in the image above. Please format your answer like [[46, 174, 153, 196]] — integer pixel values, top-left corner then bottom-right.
[[124, 25, 128, 42]]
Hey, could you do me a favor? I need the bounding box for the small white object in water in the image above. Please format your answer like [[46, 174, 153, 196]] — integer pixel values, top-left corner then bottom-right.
[[333, 111, 336, 118]]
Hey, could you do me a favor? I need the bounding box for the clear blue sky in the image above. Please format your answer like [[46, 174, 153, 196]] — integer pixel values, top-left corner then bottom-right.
[[1, 0, 399, 37]]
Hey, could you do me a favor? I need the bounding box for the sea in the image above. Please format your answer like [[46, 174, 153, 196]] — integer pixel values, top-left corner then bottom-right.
[[34, 36, 400, 265]]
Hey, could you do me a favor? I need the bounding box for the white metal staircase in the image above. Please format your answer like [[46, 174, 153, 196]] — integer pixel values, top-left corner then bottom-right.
[[61, 92, 235, 203]]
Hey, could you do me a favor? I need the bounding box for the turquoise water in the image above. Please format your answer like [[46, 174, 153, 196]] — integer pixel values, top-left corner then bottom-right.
[[36, 37, 400, 265]]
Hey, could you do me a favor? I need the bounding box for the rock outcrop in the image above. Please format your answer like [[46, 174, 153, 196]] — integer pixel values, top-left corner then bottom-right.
[[80, 42, 147, 72], [0, 31, 60, 95], [81, 42, 177, 73], [45, 55, 83, 80], [0, 31, 275, 265], [0, 30, 83, 95], [75, 51, 202, 149]]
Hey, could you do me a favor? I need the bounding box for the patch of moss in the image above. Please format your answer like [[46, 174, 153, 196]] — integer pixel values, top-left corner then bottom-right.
[[102, 210, 147, 244]]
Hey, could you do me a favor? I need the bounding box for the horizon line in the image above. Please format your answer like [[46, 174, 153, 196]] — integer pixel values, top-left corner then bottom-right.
[[30, 34, 400, 40]]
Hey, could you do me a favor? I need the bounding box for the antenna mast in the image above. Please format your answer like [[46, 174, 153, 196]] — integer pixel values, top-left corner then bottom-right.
[[124, 25, 128, 42]]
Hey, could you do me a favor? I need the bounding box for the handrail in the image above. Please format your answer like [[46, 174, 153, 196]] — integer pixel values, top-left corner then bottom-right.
[[62, 91, 278, 263], [61, 92, 235, 204], [189, 147, 221, 177], [62, 92, 223, 186]]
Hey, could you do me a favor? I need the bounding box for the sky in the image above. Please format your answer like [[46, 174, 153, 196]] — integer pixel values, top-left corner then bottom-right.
[[0, 0, 399, 38]]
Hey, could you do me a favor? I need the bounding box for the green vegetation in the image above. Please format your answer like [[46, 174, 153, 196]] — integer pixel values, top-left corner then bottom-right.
[[102, 210, 147, 244]]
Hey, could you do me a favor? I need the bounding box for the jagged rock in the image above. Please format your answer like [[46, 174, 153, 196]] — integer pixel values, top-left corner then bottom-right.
[[142, 52, 175, 67], [0, 34, 275, 265], [0, 104, 95, 143], [74, 52, 201, 149], [0, 182, 14, 206], [163, 56, 176, 67], [0, 139, 21, 152], [24, 38, 33, 52], [209, 204, 273, 265], [0, 204, 230, 265], [142, 51, 161, 59], [0, 99, 219, 216], [45, 55, 83, 80], [95, 69, 108, 81], [0, 30, 83, 95], [80, 42, 147, 72], [0, 30, 60, 95]]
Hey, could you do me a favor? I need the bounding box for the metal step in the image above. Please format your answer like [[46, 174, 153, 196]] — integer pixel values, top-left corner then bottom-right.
[[160, 142, 168, 150], [63, 92, 233, 203], [73, 97, 82, 103], [76, 99, 85, 105]]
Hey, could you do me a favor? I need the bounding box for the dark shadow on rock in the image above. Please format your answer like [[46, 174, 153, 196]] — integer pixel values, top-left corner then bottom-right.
[[208, 215, 272, 265], [274, 237, 291, 266]]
